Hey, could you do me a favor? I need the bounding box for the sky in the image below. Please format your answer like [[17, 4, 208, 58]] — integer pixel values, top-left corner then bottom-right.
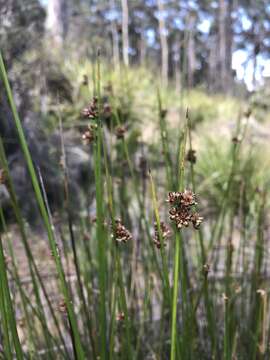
[[199, 17, 270, 91]]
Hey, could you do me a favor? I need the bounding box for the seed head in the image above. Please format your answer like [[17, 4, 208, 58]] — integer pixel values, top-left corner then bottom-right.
[[115, 126, 126, 139], [82, 124, 97, 144], [167, 190, 203, 230], [191, 212, 203, 229], [232, 136, 241, 144], [116, 311, 125, 321], [169, 206, 191, 229], [160, 109, 167, 119], [114, 219, 132, 243], [186, 149, 197, 164], [82, 74, 88, 86], [103, 103, 112, 118], [81, 97, 98, 119], [181, 189, 197, 207], [153, 221, 171, 249]]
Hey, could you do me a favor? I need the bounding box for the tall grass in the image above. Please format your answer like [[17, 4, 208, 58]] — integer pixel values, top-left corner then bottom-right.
[[0, 49, 269, 359]]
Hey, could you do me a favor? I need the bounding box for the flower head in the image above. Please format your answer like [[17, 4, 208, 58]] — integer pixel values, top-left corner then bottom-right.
[[115, 126, 126, 139], [153, 221, 171, 249], [114, 219, 132, 243], [81, 97, 98, 119], [167, 189, 203, 230], [186, 149, 197, 164], [82, 124, 97, 144]]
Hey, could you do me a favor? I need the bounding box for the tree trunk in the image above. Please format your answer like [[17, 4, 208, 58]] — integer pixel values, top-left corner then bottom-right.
[[209, 34, 218, 91], [187, 13, 196, 88], [225, 0, 233, 90], [139, 32, 146, 66], [46, 0, 68, 48], [121, 0, 129, 66], [174, 35, 181, 93], [219, 0, 227, 91], [219, 0, 233, 92], [110, 0, 120, 69], [157, 0, 168, 87]]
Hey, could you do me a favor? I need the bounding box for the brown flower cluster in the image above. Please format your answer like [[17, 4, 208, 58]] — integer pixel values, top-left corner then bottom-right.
[[114, 219, 132, 243], [82, 124, 97, 144], [153, 221, 171, 249], [186, 149, 197, 164], [116, 311, 125, 321], [82, 74, 88, 86], [81, 96, 98, 119], [115, 126, 126, 139], [103, 103, 112, 118], [167, 190, 203, 230]]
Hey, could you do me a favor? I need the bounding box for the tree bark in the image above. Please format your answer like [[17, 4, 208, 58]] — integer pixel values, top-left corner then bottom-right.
[[139, 31, 146, 66], [187, 12, 196, 88], [121, 0, 129, 66], [157, 0, 168, 87], [209, 34, 218, 91], [225, 0, 233, 89], [110, 0, 120, 69], [219, 0, 233, 92], [174, 35, 181, 93], [219, 0, 227, 91], [46, 0, 68, 48]]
